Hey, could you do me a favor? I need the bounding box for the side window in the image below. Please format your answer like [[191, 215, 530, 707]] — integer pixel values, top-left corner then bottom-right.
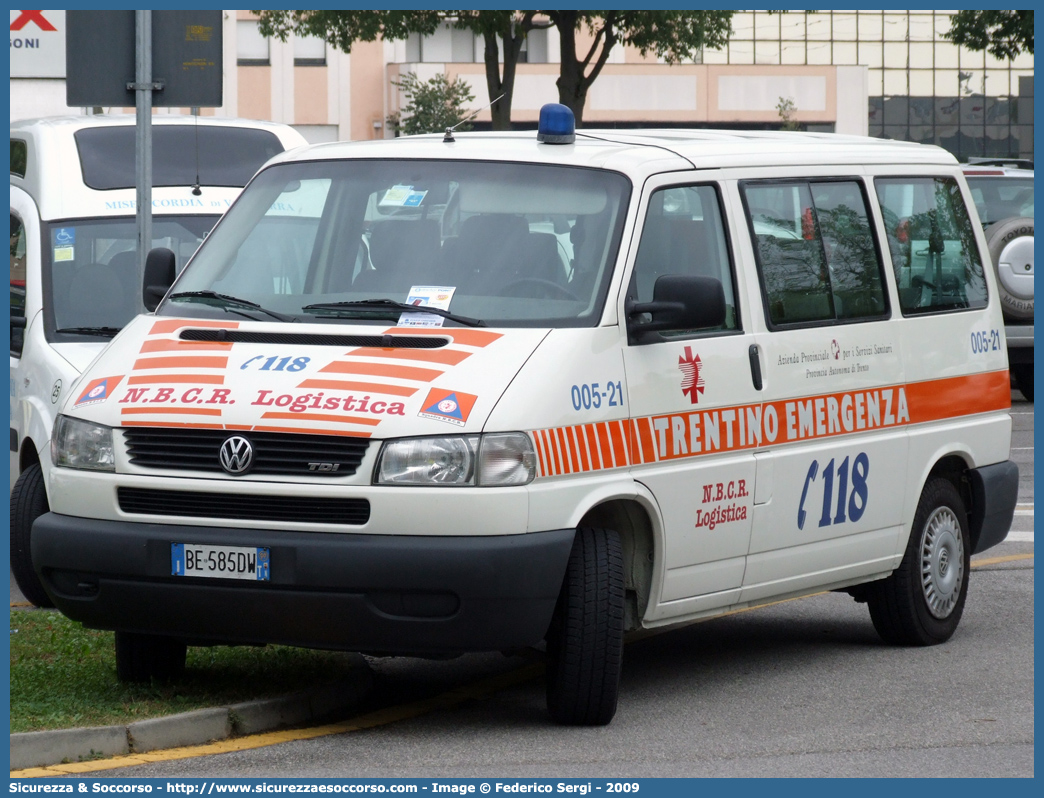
[[10, 213, 26, 356], [875, 177, 987, 315], [631, 184, 738, 334], [744, 180, 888, 327]]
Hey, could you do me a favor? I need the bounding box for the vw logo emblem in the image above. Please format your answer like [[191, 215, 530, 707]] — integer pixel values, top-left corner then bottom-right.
[[219, 436, 254, 475]]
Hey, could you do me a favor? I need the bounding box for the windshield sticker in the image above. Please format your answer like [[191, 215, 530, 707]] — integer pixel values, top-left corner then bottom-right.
[[53, 246, 74, 262], [74, 375, 125, 408], [398, 286, 456, 328], [379, 185, 428, 208], [419, 388, 478, 427]]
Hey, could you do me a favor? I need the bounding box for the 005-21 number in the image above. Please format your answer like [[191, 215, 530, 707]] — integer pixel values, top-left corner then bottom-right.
[[571, 381, 624, 411]]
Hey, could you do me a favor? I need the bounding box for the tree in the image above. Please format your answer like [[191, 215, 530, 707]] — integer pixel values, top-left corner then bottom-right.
[[776, 97, 800, 131], [387, 72, 475, 136], [543, 11, 734, 127], [254, 10, 536, 130], [944, 10, 1033, 59], [254, 10, 736, 130]]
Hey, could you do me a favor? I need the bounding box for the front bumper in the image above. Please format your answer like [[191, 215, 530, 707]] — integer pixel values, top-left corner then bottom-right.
[[32, 513, 574, 655]]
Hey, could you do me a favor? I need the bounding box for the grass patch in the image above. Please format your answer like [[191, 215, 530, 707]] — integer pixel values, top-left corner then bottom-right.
[[10, 610, 359, 733]]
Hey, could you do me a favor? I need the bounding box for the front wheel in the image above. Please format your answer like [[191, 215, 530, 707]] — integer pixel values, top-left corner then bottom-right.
[[545, 527, 624, 726], [867, 477, 970, 645], [10, 463, 55, 608]]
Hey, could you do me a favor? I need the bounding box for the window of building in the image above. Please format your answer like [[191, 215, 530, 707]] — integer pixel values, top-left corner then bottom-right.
[[237, 20, 270, 66], [744, 179, 888, 327], [875, 177, 988, 315], [631, 184, 739, 336], [294, 33, 326, 66]]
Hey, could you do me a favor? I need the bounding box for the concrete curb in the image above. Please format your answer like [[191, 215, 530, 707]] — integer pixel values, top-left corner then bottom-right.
[[10, 656, 374, 771]]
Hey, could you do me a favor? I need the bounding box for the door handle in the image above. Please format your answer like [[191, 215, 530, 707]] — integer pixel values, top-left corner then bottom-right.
[[749, 344, 763, 391]]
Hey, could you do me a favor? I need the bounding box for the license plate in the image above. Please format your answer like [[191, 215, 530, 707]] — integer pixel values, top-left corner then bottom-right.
[[171, 543, 270, 581]]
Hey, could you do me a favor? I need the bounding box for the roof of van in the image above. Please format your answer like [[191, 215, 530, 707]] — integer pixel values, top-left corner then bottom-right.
[[10, 115, 309, 220], [11, 113, 306, 138], [267, 128, 958, 177]]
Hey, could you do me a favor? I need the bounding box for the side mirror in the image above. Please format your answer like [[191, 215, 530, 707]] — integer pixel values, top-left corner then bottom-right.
[[626, 274, 726, 345], [142, 247, 176, 311], [10, 315, 27, 356]]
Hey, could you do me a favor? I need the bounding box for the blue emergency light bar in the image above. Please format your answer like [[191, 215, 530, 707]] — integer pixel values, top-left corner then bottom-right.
[[537, 103, 575, 144]]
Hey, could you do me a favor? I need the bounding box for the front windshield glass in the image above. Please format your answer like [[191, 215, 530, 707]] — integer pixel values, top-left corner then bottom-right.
[[45, 216, 217, 338], [163, 159, 631, 327], [965, 176, 1034, 227]]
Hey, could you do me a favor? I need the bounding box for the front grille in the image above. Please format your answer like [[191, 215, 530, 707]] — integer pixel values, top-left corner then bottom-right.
[[118, 487, 370, 525], [180, 329, 449, 348], [123, 428, 370, 477]]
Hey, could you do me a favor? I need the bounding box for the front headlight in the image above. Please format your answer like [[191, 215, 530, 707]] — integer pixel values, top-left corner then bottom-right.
[[376, 433, 536, 487], [51, 415, 115, 471]]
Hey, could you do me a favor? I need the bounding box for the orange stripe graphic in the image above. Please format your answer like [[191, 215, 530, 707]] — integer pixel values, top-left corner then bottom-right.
[[133, 356, 229, 371], [574, 427, 590, 473], [542, 430, 558, 476], [528, 370, 1011, 477], [347, 347, 472, 366], [609, 421, 628, 468], [319, 361, 443, 383], [905, 371, 1011, 422], [585, 425, 602, 471], [384, 327, 503, 348], [297, 379, 419, 397], [128, 374, 225, 385], [260, 412, 382, 427], [140, 339, 233, 353], [121, 407, 222, 416], [549, 429, 565, 476], [149, 319, 240, 335]]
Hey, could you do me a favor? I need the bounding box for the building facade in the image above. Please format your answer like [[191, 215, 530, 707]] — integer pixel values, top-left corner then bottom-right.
[[9, 10, 1033, 161]]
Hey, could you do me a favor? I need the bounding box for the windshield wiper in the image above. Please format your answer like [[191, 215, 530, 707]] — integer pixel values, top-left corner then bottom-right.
[[302, 298, 486, 328], [54, 326, 121, 337], [168, 290, 297, 323]]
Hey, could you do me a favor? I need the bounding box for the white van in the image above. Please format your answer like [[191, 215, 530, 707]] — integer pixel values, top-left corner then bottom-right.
[[10, 115, 307, 606], [33, 107, 1018, 725]]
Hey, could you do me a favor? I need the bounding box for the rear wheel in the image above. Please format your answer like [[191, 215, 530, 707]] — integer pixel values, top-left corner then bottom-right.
[[545, 527, 624, 726], [115, 632, 187, 683], [1011, 363, 1033, 402], [10, 463, 55, 608], [867, 477, 970, 645]]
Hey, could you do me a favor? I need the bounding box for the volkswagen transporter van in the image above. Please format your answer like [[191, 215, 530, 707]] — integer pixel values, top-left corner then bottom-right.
[[33, 107, 1018, 725]]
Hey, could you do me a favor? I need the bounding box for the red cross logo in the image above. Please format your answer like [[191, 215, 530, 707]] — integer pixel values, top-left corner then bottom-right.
[[678, 346, 705, 404], [10, 11, 56, 31]]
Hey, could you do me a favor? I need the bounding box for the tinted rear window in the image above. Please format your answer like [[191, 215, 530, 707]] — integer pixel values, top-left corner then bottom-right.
[[10, 139, 27, 177], [75, 126, 286, 190]]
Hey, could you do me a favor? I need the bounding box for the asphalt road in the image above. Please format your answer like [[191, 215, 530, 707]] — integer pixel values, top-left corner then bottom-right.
[[14, 392, 1034, 778]]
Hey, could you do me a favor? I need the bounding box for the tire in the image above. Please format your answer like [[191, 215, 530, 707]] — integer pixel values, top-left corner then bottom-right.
[[115, 631, 187, 683], [867, 477, 970, 646], [984, 217, 1033, 322], [1011, 363, 1033, 402], [9, 463, 55, 608], [545, 527, 625, 726]]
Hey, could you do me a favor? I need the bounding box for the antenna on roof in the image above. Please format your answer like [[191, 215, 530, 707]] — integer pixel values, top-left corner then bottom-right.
[[191, 106, 202, 196], [443, 94, 505, 143]]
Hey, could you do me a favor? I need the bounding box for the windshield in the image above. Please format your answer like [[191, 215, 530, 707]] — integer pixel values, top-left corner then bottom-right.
[[45, 215, 217, 339], [162, 159, 631, 328], [965, 176, 1034, 227]]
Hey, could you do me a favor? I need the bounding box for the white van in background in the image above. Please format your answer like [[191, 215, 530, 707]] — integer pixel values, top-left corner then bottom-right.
[[962, 160, 1034, 401], [10, 115, 308, 606]]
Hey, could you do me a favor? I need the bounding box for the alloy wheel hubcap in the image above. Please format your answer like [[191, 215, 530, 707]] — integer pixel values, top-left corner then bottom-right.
[[920, 506, 964, 619]]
